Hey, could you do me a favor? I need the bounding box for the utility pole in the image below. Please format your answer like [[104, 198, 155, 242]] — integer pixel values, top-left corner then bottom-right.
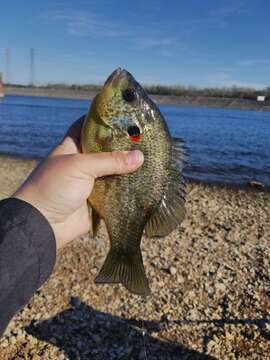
[[30, 48, 35, 86], [5, 48, 10, 84]]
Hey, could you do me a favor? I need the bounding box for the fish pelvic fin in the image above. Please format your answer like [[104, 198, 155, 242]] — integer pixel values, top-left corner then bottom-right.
[[95, 247, 151, 297]]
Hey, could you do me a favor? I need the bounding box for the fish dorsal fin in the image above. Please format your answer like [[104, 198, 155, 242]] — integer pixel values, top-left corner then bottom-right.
[[145, 138, 186, 238]]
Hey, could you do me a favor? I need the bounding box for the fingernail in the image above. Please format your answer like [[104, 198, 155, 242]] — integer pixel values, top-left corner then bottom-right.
[[126, 150, 144, 166]]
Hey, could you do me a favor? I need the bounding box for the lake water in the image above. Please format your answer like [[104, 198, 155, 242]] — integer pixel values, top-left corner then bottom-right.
[[0, 95, 269, 187]]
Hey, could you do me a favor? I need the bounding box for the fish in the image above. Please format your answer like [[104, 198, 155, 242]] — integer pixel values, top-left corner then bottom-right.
[[81, 68, 186, 296]]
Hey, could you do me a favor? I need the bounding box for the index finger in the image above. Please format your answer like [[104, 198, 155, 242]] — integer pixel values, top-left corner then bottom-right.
[[50, 115, 85, 157]]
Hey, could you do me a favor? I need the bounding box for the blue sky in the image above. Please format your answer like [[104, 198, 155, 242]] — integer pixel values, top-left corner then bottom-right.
[[0, 0, 269, 88]]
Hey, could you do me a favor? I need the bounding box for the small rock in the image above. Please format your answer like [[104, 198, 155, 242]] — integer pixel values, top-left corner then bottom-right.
[[216, 282, 226, 292], [177, 274, 185, 283], [169, 266, 177, 275], [225, 331, 235, 341], [248, 180, 265, 189], [32, 356, 41, 360], [10, 337, 16, 345], [207, 339, 217, 350], [1, 339, 8, 348]]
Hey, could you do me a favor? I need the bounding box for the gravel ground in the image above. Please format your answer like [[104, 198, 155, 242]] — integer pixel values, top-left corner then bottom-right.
[[0, 155, 269, 359]]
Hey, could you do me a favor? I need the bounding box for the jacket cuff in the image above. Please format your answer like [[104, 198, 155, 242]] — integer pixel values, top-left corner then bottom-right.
[[0, 198, 56, 288]]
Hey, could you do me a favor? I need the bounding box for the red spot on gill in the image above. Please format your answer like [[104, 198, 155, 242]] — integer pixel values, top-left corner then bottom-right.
[[129, 134, 144, 142]]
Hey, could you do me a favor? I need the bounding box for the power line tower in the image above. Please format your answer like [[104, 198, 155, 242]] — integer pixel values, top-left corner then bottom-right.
[[30, 48, 35, 86], [0, 72, 4, 98], [5, 48, 11, 84]]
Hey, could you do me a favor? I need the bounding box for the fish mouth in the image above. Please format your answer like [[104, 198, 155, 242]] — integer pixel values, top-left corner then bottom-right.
[[104, 68, 133, 88]]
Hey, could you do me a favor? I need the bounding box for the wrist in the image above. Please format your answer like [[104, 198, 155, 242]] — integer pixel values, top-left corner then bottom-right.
[[13, 190, 60, 248]]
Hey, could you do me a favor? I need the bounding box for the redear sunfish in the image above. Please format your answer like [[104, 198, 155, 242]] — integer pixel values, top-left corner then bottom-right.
[[81, 68, 186, 296]]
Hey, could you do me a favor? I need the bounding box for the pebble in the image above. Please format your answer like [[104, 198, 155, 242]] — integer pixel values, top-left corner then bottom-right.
[[169, 266, 177, 275], [216, 282, 226, 292]]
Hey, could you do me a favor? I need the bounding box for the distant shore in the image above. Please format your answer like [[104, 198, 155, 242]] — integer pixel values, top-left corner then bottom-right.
[[5, 85, 270, 111]]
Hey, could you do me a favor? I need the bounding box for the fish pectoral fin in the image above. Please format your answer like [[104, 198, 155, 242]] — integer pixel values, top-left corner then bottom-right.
[[92, 207, 101, 237], [88, 205, 101, 237], [145, 138, 186, 238], [95, 247, 150, 297]]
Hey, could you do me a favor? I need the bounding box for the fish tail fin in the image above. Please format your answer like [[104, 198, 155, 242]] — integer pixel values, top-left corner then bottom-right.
[[95, 247, 150, 297]]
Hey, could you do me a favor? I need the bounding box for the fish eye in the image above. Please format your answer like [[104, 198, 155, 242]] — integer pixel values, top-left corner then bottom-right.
[[122, 88, 136, 102], [127, 125, 140, 137]]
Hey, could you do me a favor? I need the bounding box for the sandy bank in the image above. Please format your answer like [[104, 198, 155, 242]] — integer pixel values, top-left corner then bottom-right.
[[0, 155, 270, 359], [5, 85, 270, 111]]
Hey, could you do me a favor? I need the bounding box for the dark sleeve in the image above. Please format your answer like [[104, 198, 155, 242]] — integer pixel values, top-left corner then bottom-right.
[[0, 198, 56, 336]]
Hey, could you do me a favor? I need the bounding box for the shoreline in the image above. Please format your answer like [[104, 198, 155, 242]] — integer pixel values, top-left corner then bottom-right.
[[5, 85, 270, 111]]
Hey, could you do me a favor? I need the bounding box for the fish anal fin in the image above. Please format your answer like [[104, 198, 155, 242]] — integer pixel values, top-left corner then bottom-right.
[[95, 247, 150, 297], [145, 138, 186, 238]]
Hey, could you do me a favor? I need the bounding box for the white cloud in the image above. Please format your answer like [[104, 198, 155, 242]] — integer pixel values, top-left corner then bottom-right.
[[237, 59, 270, 67], [43, 10, 128, 38], [135, 36, 188, 58], [43, 10, 189, 58], [184, 2, 248, 31], [209, 2, 246, 18], [138, 38, 176, 49]]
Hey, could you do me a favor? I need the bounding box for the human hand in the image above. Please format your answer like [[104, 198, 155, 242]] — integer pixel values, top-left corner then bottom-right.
[[13, 117, 144, 251]]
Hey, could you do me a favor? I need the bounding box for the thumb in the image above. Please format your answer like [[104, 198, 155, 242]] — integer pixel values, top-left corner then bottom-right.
[[73, 150, 144, 178]]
